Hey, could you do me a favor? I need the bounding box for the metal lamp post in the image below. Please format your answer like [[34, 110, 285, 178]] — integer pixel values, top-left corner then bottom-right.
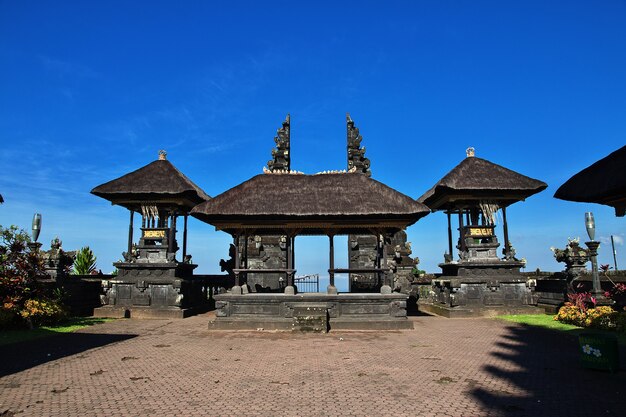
[[584, 212, 611, 305], [28, 213, 43, 252]]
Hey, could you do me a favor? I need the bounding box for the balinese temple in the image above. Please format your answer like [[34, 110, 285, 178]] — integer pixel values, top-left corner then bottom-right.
[[417, 148, 547, 317], [91, 151, 211, 318], [191, 162, 430, 330]]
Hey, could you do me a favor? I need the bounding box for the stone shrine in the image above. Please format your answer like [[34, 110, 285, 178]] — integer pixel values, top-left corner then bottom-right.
[[91, 151, 211, 318], [417, 148, 547, 317]]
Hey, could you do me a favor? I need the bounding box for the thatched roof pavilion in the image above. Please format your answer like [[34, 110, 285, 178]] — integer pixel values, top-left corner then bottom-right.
[[418, 149, 547, 260], [192, 171, 429, 294], [554, 145, 626, 217], [92, 151, 210, 259]]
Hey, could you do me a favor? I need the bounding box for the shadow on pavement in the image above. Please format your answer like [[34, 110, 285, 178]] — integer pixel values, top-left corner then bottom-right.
[[0, 332, 137, 377], [470, 324, 626, 416]]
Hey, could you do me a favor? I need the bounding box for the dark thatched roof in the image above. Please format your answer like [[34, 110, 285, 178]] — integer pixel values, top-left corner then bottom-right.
[[91, 158, 210, 211], [191, 173, 430, 234], [554, 145, 626, 217], [418, 156, 547, 210]]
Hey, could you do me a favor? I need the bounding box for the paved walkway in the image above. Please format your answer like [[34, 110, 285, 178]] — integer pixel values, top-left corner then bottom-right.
[[1, 313, 624, 416]]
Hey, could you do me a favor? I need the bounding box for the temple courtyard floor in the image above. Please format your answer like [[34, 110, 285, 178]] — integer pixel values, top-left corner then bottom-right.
[[1, 312, 625, 417]]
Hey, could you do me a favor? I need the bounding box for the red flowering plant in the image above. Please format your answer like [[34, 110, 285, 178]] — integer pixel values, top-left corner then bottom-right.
[[0, 225, 62, 328], [605, 283, 626, 311], [597, 264, 626, 311]]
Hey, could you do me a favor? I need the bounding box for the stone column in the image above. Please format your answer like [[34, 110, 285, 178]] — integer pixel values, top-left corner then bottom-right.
[[285, 234, 295, 295], [502, 206, 510, 259], [380, 233, 392, 294], [128, 210, 134, 255], [447, 211, 453, 259], [232, 234, 242, 294], [327, 234, 337, 294], [182, 214, 188, 260]]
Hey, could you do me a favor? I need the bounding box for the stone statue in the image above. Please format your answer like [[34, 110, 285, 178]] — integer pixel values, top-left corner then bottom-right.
[[219, 244, 237, 276]]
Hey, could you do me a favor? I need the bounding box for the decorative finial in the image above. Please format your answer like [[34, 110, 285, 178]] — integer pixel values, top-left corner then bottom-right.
[[346, 114, 371, 177], [158, 150, 167, 160], [267, 115, 290, 172], [466, 147, 475, 158]]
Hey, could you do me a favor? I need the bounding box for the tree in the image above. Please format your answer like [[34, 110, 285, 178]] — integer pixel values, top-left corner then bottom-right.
[[72, 246, 97, 275]]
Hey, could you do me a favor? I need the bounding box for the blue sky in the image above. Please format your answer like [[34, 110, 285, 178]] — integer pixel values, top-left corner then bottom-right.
[[1, 1, 625, 281]]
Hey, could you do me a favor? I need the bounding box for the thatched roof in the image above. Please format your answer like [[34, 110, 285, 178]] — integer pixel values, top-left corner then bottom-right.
[[554, 145, 626, 217], [191, 173, 429, 234], [418, 155, 547, 210], [91, 156, 210, 211]]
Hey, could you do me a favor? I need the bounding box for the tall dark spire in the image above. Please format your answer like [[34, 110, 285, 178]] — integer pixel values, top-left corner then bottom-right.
[[267, 114, 290, 172], [346, 113, 371, 177]]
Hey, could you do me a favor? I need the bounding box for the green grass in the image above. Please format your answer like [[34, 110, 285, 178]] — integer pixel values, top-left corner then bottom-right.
[[497, 314, 626, 346], [0, 317, 115, 346]]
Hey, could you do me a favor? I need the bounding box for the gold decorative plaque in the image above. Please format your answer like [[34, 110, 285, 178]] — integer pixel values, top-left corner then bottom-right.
[[467, 227, 493, 237], [144, 230, 166, 238]]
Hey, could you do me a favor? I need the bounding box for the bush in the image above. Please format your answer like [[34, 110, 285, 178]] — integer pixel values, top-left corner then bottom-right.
[[555, 303, 586, 327], [0, 306, 19, 329], [19, 298, 67, 327], [555, 302, 624, 332]]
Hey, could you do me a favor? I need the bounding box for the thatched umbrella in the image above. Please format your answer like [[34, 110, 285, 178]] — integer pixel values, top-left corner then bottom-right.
[[554, 145, 626, 217]]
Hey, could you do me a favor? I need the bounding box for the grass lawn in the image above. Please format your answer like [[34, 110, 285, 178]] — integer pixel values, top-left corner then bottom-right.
[[0, 317, 115, 346], [497, 314, 626, 346]]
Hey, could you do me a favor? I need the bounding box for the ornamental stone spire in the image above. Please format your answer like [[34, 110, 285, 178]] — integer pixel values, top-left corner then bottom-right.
[[346, 113, 371, 177]]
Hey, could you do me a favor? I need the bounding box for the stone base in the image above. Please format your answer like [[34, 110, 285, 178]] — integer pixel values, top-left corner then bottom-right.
[[100, 262, 209, 318], [208, 316, 413, 331], [94, 304, 210, 319], [418, 301, 544, 318], [209, 293, 412, 331]]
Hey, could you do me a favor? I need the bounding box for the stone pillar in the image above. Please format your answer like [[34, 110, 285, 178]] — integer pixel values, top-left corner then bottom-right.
[[128, 210, 134, 255], [447, 211, 453, 259], [328, 234, 337, 294], [182, 214, 188, 260], [285, 234, 295, 295], [232, 234, 242, 294], [381, 233, 392, 294], [502, 206, 510, 259]]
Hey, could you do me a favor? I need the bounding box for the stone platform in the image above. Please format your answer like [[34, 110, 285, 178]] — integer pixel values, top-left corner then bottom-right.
[[93, 304, 210, 319], [420, 273, 543, 318], [418, 300, 543, 318], [209, 292, 412, 331]]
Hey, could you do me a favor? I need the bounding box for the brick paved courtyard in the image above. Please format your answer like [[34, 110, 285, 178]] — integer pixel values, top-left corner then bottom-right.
[[1, 313, 624, 416]]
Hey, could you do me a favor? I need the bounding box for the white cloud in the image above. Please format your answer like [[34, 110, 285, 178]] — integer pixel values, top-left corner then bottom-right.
[[599, 235, 623, 246]]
